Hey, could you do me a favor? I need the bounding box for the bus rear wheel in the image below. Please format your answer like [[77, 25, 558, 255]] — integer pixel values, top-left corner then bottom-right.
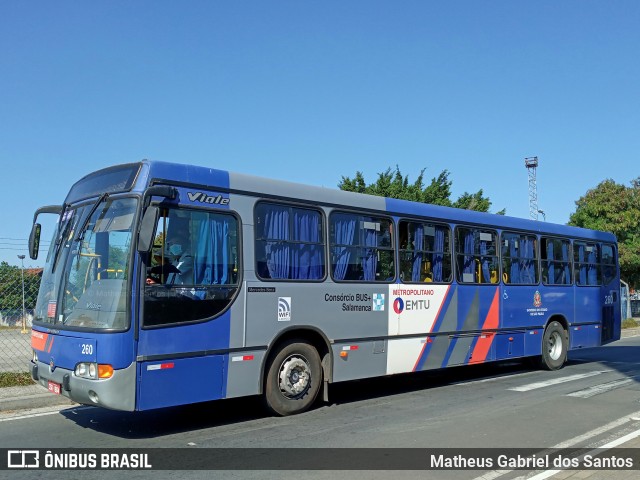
[[264, 340, 322, 416], [541, 321, 568, 370]]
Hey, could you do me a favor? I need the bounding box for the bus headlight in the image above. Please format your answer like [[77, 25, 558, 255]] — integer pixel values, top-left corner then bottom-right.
[[75, 363, 113, 379], [75, 363, 91, 378]]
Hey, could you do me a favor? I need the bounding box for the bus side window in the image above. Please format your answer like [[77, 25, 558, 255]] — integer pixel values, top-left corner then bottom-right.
[[144, 208, 240, 326], [399, 220, 451, 284], [455, 227, 498, 285], [502, 232, 539, 285], [601, 243, 616, 285], [255, 202, 325, 281], [574, 241, 601, 286], [330, 212, 395, 283]]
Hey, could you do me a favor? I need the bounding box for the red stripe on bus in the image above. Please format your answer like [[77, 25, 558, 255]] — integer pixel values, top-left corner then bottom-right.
[[31, 331, 48, 351], [470, 288, 500, 363]]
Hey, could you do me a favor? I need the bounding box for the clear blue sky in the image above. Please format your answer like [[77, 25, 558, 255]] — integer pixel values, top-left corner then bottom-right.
[[2, 1, 639, 267]]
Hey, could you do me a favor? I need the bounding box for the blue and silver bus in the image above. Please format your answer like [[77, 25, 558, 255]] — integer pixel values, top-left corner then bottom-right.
[[28, 160, 621, 415]]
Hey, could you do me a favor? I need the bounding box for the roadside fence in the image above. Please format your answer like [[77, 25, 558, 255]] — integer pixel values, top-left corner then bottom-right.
[[0, 261, 42, 373]]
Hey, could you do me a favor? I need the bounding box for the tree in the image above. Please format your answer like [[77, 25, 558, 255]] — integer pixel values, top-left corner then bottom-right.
[[339, 166, 504, 213], [452, 190, 491, 212], [568, 178, 640, 288], [0, 262, 41, 313]]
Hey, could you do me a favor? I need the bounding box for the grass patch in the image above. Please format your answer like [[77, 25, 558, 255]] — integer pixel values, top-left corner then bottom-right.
[[622, 318, 639, 329], [0, 372, 33, 388]]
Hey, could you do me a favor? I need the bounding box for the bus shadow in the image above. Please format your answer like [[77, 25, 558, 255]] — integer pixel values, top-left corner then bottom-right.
[[58, 362, 530, 440], [567, 343, 640, 376], [58, 362, 526, 439], [59, 395, 270, 440], [328, 360, 531, 405]]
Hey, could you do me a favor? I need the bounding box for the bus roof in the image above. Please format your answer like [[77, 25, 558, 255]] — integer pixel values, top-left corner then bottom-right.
[[72, 160, 616, 244]]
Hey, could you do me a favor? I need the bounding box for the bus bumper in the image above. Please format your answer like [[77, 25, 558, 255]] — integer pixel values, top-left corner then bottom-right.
[[31, 360, 137, 411]]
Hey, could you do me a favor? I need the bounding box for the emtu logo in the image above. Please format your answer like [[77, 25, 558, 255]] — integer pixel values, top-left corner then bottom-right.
[[278, 297, 292, 321], [393, 297, 405, 314]]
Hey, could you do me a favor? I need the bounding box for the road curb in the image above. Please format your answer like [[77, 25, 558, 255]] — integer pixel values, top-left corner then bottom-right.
[[621, 327, 640, 338], [0, 384, 76, 412]]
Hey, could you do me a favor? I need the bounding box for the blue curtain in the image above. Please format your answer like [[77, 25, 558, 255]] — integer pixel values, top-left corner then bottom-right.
[[264, 207, 290, 279], [463, 231, 475, 280], [562, 242, 570, 284], [362, 225, 378, 281], [195, 216, 230, 290], [587, 248, 597, 285], [433, 227, 445, 282], [333, 217, 356, 280], [547, 241, 555, 284], [520, 238, 535, 284], [509, 238, 520, 284], [291, 210, 322, 280], [577, 244, 586, 285], [411, 225, 424, 282], [480, 239, 490, 283]]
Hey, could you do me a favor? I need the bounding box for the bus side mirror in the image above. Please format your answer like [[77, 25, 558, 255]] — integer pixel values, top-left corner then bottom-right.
[[145, 186, 177, 200], [137, 206, 159, 253], [29, 204, 63, 260], [29, 223, 42, 260]]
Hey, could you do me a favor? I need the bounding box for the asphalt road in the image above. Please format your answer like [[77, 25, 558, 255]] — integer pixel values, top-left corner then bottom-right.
[[1, 336, 640, 480]]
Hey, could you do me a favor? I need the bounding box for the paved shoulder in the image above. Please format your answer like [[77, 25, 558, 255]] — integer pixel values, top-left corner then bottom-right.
[[0, 383, 75, 412]]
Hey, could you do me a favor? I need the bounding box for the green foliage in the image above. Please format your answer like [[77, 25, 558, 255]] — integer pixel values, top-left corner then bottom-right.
[[339, 166, 501, 213], [0, 372, 33, 388], [452, 190, 491, 212], [622, 318, 638, 329], [569, 178, 640, 288], [0, 262, 41, 311], [109, 245, 129, 276]]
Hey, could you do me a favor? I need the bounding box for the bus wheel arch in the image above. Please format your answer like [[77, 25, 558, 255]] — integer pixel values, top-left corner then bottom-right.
[[540, 316, 569, 370], [262, 328, 331, 416]]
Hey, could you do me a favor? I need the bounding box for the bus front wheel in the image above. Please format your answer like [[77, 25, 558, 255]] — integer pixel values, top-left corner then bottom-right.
[[541, 321, 568, 370], [264, 340, 322, 416]]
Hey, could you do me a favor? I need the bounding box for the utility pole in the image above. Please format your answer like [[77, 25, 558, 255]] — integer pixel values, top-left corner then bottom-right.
[[17, 254, 27, 333], [525, 157, 539, 221]]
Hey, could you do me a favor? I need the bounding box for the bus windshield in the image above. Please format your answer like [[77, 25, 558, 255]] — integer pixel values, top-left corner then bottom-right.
[[33, 197, 137, 330]]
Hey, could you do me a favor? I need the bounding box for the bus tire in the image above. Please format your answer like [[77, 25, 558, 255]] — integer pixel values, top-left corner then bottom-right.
[[541, 321, 568, 370], [264, 340, 322, 416]]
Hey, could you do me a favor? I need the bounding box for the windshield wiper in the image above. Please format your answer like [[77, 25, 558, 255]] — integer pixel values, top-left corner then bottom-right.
[[75, 192, 109, 242], [51, 204, 71, 273]]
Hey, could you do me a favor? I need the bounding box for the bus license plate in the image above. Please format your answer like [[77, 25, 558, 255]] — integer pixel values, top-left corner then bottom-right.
[[48, 381, 61, 395]]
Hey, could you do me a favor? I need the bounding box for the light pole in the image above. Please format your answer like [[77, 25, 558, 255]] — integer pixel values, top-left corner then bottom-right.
[[538, 210, 546, 222], [17, 255, 26, 333]]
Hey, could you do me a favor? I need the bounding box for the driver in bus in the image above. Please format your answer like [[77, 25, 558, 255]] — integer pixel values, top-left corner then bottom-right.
[[146, 248, 179, 285], [146, 224, 194, 285], [165, 224, 194, 285]]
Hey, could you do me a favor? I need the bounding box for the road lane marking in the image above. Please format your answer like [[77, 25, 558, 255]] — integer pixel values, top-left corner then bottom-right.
[[0, 405, 91, 422], [521, 427, 640, 480], [451, 370, 537, 386], [566, 378, 635, 398], [508, 371, 608, 392], [471, 409, 640, 480]]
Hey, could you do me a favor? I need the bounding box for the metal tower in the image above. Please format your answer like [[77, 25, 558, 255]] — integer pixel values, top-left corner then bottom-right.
[[525, 156, 539, 220]]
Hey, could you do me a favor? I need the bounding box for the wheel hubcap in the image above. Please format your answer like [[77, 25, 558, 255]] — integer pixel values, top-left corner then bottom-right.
[[278, 355, 311, 399], [548, 331, 563, 360]]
